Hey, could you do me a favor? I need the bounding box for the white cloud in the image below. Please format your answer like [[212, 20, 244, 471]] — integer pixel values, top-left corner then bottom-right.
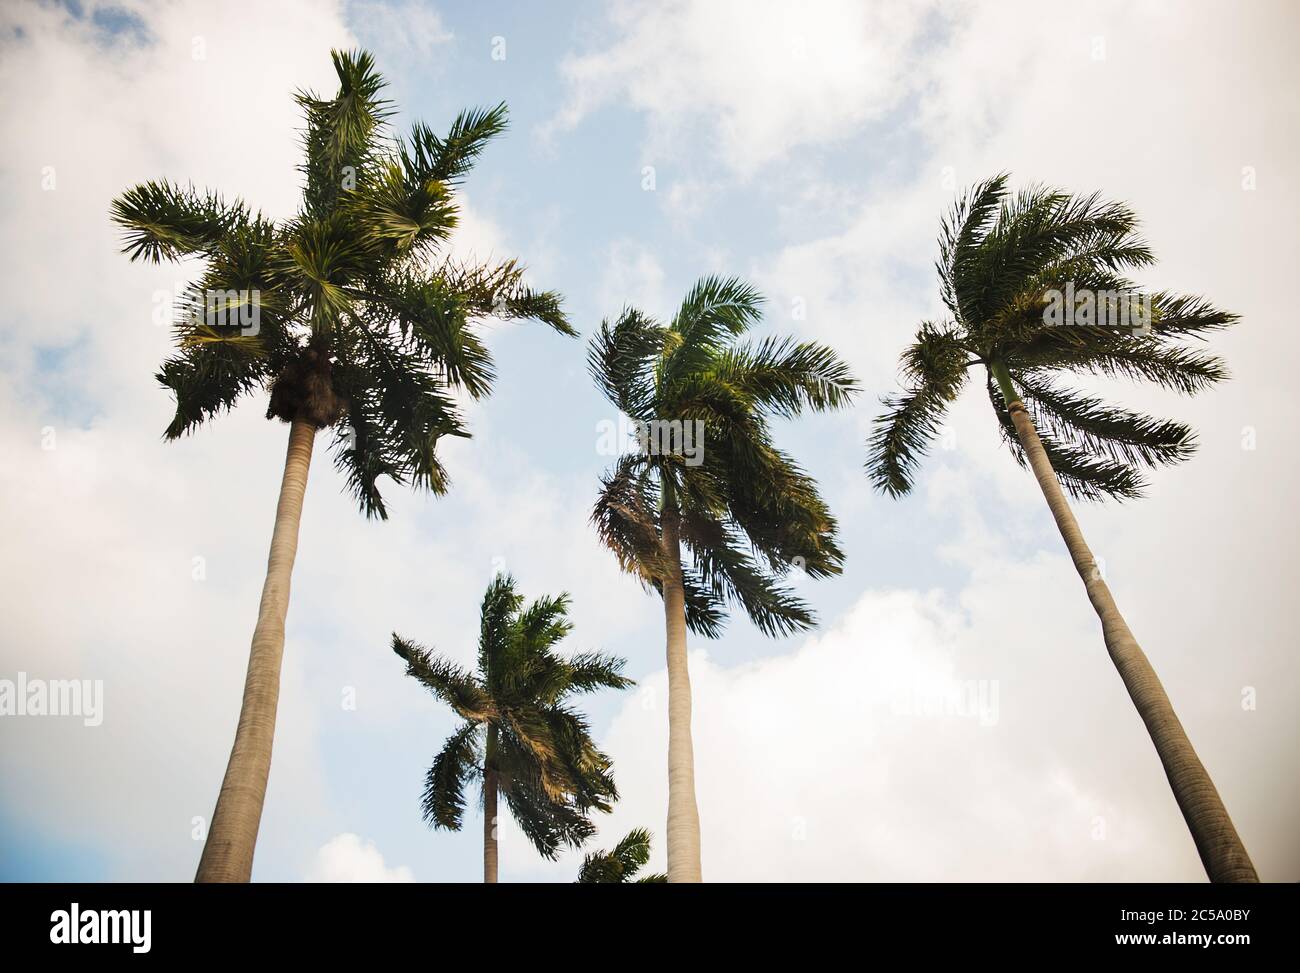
[[308, 833, 414, 882], [346, 0, 453, 60], [523, 558, 1208, 882], [551, 0, 933, 175], [596, 240, 669, 318]]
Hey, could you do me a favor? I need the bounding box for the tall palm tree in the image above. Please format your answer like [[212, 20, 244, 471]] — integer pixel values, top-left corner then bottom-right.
[[110, 50, 573, 883], [576, 828, 667, 883], [590, 277, 858, 881], [393, 573, 632, 882], [866, 174, 1256, 882]]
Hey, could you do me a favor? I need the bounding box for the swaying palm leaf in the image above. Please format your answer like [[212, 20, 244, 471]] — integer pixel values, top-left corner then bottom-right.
[[576, 828, 667, 883]]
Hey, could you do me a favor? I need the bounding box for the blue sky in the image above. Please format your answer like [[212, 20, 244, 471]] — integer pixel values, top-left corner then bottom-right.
[[1, 0, 1297, 883]]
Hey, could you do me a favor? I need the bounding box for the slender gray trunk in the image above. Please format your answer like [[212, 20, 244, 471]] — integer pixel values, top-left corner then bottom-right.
[[994, 363, 1257, 882], [484, 725, 499, 883], [660, 512, 702, 882], [196, 419, 315, 883]]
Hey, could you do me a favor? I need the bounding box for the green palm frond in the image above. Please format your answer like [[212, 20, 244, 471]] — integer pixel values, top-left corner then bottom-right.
[[155, 347, 267, 440], [592, 454, 668, 582], [478, 574, 524, 681], [328, 348, 461, 519], [111, 180, 251, 264], [498, 760, 599, 858], [332, 330, 465, 517], [1016, 328, 1228, 394], [422, 720, 482, 830], [677, 568, 729, 638], [713, 334, 860, 418], [662, 275, 765, 386], [1145, 291, 1238, 337], [512, 592, 574, 656], [364, 269, 497, 398], [670, 275, 765, 343], [296, 48, 393, 219], [723, 468, 844, 580], [392, 634, 495, 721], [588, 309, 666, 421], [1016, 373, 1196, 470], [576, 827, 664, 883], [401, 102, 509, 186], [937, 172, 1008, 321], [437, 258, 574, 336], [866, 322, 970, 496], [351, 159, 457, 254], [680, 514, 815, 637], [987, 376, 1144, 501], [558, 653, 635, 698], [866, 388, 944, 498]]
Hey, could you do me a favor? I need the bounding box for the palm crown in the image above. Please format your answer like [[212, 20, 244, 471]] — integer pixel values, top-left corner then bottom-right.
[[590, 277, 859, 637], [110, 49, 573, 518], [576, 827, 667, 883], [867, 173, 1236, 501], [393, 574, 632, 856]]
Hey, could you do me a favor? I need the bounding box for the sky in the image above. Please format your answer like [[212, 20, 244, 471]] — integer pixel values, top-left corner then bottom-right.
[[0, 0, 1296, 882]]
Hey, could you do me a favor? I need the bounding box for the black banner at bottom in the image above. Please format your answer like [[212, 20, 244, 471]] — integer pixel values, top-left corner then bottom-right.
[[0, 882, 1289, 957]]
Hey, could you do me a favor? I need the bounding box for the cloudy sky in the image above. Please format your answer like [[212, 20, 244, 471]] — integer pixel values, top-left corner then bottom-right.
[[1, 0, 1296, 882]]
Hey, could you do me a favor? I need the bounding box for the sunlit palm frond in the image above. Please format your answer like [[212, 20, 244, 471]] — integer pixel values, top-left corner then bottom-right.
[[401, 102, 509, 186], [576, 827, 663, 883], [110, 179, 251, 264], [392, 634, 495, 721], [588, 309, 666, 421]]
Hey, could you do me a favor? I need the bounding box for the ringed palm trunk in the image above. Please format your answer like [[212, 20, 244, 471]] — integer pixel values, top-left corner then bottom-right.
[[484, 725, 499, 883], [992, 363, 1257, 883], [195, 419, 315, 883], [660, 513, 703, 882]]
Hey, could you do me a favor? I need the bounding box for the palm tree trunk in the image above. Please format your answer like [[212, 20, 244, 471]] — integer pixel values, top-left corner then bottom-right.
[[195, 419, 315, 883], [484, 725, 499, 884], [660, 513, 703, 882], [992, 363, 1257, 882]]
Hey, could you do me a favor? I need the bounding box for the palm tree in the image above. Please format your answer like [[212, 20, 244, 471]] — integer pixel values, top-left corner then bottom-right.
[[589, 277, 858, 881], [110, 50, 573, 883], [393, 573, 632, 882], [576, 828, 667, 883], [866, 174, 1256, 882]]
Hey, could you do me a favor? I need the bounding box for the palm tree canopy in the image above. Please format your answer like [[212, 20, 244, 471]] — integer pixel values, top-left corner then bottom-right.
[[111, 49, 573, 519], [590, 276, 859, 638], [576, 827, 667, 883], [392, 573, 632, 857], [867, 173, 1236, 502]]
